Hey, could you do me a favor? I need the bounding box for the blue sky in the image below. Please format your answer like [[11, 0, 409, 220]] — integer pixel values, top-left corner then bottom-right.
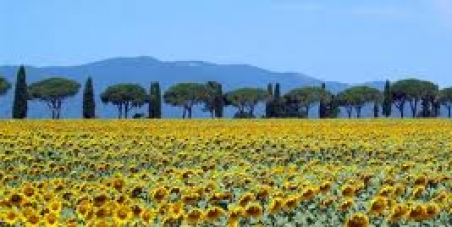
[[2, 0, 452, 85]]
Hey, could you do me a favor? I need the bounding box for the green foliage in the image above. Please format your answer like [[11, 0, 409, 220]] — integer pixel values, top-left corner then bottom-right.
[[265, 83, 274, 118], [382, 80, 392, 117], [149, 82, 162, 119], [101, 83, 147, 119], [82, 77, 96, 119], [391, 79, 438, 118], [226, 87, 268, 118], [338, 86, 381, 118], [28, 77, 80, 119], [200, 81, 224, 118], [439, 87, 452, 118], [283, 86, 328, 118], [0, 76, 11, 96], [213, 83, 224, 118], [163, 82, 205, 119], [12, 66, 28, 119]]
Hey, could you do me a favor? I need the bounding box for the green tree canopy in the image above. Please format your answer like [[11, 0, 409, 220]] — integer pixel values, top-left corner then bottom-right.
[[439, 87, 452, 118], [200, 81, 224, 118], [101, 83, 147, 119], [338, 86, 381, 118], [391, 79, 438, 118], [163, 82, 205, 119], [283, 86, 329, 118], [0, 76, 11, 96], [226, 87, 268, 118], [28, 77, 80, 119]]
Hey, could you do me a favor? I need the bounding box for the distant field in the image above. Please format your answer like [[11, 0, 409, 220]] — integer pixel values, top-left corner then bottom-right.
[[1, 120, 451, 226]]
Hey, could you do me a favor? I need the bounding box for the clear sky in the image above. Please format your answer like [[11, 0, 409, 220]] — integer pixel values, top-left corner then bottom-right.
[[2, 0, 452, 85]]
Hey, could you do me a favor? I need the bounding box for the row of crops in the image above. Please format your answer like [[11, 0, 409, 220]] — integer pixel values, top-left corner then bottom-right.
[[1, 120, 451, 226]]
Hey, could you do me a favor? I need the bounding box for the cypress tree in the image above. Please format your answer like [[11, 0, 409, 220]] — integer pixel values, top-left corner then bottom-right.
[[82, 77, 96, 118], [265, 83, 274, 118], [12, 66, 28, 119], [273, 83, 282, 117], [319, 83, 327, 118], [214, 83, 224, 118], [382, 80, 392, 117], [149, 82, 162, 118]]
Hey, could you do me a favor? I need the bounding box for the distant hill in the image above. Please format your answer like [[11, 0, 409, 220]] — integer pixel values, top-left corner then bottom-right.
[[0, 56, 388, 118]]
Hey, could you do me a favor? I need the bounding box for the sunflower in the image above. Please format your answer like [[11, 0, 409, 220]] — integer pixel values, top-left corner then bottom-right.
[[9, 192, 24, 207], [411, 186, 425, 198], [204, 206, 225, 223], [1, 209, 21, 225], [299, 186, 317, 201], [44, 212, 59, 227], [320, 196, 337, 210], [267, 197, 283, 214], [48, 199, 63, 214], [424, 203, 441, 219], [113, 205, 132, 224], [22, 184, 36, 198], [339, 199, 354, 212], [169, 202, 185, 219], [407, 204, 427, 221], [181, 192, 200, 205], [345, 212, 369, 227], [184, 208, 204, 224], [238, 192, 255, 207], [368, 196, 387, 216], [151, 186, 169, 203], [387, 203, 408, 223], [319, 181, 332, 193], [227, 206, 244, 223], [282, 195, 299, 211], [140, 208, 155, 224], [244, 202, 263, 218], [341, 185, 356, 198]]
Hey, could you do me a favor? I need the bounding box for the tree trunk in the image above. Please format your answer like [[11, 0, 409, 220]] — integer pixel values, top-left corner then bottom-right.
[[182, 108, 186, 119], [409, 100, 418, 118], [117, 104, 123, 119], [347, 107, 352, 119], [188, 107, 192, 119], [448, 106, 451, 118], [356, 107, 362, 119], [305, 106, 310, 119]]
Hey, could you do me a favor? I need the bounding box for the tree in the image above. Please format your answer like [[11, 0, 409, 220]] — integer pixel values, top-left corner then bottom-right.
[[439, 87, 452, 118], [226, 87, 268, 118], [82, 77, 96, 118], [213, 83, 224, 118], [373, 103, 379, 118], [338, 86, 381, 118], [148, 82, 162, 119], [391, 79, 438, 118], [265, 83, 274, 118], [382, 80, 392, 117], [101, 83, 147, 119], [319, 83, 327, 118], [28, 77, 80, 119], [200, 81, 223, 118], [0, 76, 11, 104], [12, 66, 28, 119], [283, 86, 327, 118], [163, 83, 205, 119]]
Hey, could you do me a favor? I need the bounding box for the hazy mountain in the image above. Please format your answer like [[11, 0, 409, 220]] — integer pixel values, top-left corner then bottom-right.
[[0, 56, 387, 118]]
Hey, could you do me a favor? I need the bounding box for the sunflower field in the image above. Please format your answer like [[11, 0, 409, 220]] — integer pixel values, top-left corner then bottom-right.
[[0, 120, 452, 226]]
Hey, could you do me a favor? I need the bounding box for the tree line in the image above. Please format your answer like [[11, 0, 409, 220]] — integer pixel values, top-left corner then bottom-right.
[[1, 66, 452, 119]]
